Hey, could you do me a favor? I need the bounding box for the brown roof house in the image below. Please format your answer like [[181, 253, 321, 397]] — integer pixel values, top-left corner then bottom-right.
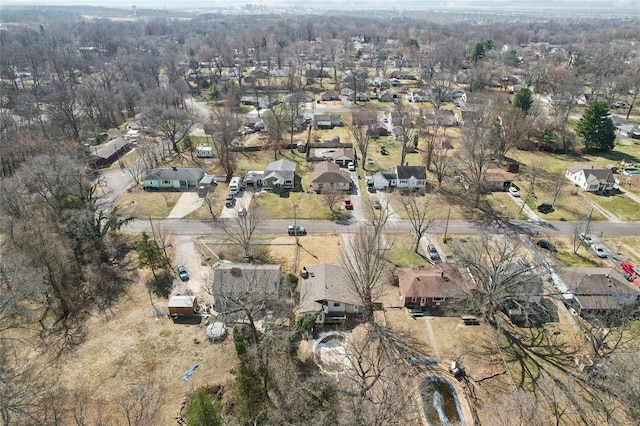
[[461, 168, 515, 192], [298, 264, 363, 323], [565, 164, 616, 193], [311, 161, 353, 192], [91, 136, 131, 167], [331, 148, 355, 167], [397, 265, 469, 310], [556, 267, 640, 315]]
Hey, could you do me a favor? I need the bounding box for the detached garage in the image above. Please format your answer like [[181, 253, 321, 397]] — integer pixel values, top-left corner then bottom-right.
[[168, 296, 198, 316]]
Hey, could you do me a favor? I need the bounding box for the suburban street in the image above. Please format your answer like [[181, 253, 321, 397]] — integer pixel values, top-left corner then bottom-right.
[[123, 217, 640, 237]]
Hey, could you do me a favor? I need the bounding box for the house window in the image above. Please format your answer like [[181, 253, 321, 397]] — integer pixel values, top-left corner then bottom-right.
[[163, 180, 171, 184], [411, 296, 417, 303], [353, 306, 359, 312], [333, 303, 341, 307], [420, 297, 426, 306], [432, 297, 445, 303], [285, 180, 292, 185]]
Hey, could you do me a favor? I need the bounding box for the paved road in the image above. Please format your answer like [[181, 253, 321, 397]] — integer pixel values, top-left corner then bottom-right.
[[123, 217, 640, 237]]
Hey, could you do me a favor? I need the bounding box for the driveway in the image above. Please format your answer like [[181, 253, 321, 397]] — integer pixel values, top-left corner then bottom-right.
[[171, 235, 212, 303], [168, 192, 204, 218], [371, 190, 401, 222], [219, 190, 253, 219], [347, 170, 366, 221]]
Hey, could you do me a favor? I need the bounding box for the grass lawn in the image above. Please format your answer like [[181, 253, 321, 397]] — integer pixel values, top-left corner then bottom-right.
[[551, 236, 609, 267], [116, 189, 181, 219], [385, 234, 433, 268], [583, 191, 640, 221], [253, 189, 331, 220], [484, 192, 529, 221]]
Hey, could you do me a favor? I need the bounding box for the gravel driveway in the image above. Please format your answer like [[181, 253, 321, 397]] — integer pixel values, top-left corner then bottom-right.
[[172, 235, 212, 303]]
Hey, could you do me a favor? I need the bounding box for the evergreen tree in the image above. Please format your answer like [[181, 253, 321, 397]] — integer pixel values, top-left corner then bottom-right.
[[184, 390, 223, 426], [512, 88, 534, 113], [576, 101, 616, 151]]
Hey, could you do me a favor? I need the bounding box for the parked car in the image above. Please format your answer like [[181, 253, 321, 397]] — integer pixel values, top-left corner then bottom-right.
[[508, 186, 520, 197], [372, 199, 381, 209], [288, 225, 306, 236], [427, 244, 440, 261], [225, 195, 236, 208], [536, 239, 557, 252], [620, 262, 638, 276], [348, 162, 356, 171], [344, 197, 353, 210], [590, 244, 607, 258], [579, 233, 594, 245], [177, 265, 189, 281], [537, 203, 553, 214], [367, 158, 375, 166], [238, 207, 247, 217]]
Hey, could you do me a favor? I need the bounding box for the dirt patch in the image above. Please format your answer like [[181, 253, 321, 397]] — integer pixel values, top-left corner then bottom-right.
[[54, 280, 236, 423]]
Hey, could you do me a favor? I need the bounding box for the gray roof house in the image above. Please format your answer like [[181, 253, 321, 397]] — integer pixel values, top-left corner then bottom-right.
[[143, 167, 204, 190], [313, 113, 342, 129], [395, 166, 427, 189], [556, 267, 640, 314], [565, 164, 616, 192], [299, 264, 363, 323], [92, 136, 131, 167], [211, 263, 282, 314], [370, 171, 398, 190], [262, 159, 296, 191]]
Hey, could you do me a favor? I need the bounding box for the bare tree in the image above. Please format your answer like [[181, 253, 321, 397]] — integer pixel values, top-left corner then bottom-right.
[[348, 109, 378, 168], [457, 113, 493, 207], [399, 191, 434, 254], [321, 186, 344, 217], [145, 105, 196, 155], [116, 383, 165, 426], [341, 225, 390, 320], [205, 108, 242, 180], [219, 197, 268, 261], [395, 102, 419, 166], [430, 141, 453, 187]]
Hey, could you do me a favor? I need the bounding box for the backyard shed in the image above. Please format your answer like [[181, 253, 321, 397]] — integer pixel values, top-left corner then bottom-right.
[[168, 296, 198, 316]]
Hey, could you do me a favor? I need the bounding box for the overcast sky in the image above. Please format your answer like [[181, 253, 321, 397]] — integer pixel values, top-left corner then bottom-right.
[[3, 0, 639, 9]]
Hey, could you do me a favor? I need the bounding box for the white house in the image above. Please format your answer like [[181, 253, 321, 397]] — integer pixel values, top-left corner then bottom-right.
[[395, 166, 427, 189], [143, 167, 204, 190], [565, 164, 615, 192]]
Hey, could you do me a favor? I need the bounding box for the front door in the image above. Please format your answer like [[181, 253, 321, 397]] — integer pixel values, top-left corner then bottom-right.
[[420, 297, 426, 307]]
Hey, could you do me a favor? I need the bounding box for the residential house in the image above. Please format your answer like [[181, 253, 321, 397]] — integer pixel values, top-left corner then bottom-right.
[[91, 136, 131, 167], [378, 90, 398, 102], [483, 168, 515, 191], [331, 148, 356, 167], [395, 165, 427, 189], [143, 167, 204, 190], [262, 159, 296, 191], [423, 109, 457, 127], [556, 267, 640, 315], [243, 171, 264, 187], [347, 92, 370, 102], [298, 264, 363, 323], [629, 174, 640, 189], [311, 161, 353, 192], [285, 93, 314, 104], [314, 113, 342, 129], [397, 265, 468, 309], [370, 171, 398, 190], [387, 70, 417, 80], [211, 264, 282, 313], [565, 164, 616, 192], [320, 90, 341, 101]]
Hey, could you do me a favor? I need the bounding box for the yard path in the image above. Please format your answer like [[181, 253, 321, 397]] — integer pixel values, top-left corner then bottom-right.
[[620, 187, 640, 205], [577, 193, 622, 222], [424, 317, 441, 357]]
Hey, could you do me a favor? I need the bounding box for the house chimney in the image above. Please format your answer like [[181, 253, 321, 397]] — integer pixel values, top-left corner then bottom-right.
[[172, 166, 178, 171]]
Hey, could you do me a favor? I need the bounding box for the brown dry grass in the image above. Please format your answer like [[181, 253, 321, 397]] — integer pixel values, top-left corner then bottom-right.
[[53, 279, 236, 423]]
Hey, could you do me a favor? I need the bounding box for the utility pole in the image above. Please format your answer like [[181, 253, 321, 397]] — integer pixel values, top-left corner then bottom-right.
[[443, 207, 451, 244]]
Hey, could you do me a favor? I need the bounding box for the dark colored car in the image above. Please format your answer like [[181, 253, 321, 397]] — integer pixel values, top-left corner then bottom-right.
[[427, 244, 440, 261], [288, 225, 306, 236], [225, 195, 236, 208], [177, 265, 189, 281], [537, 203, 553, 214], [536, 239, 557, 252]]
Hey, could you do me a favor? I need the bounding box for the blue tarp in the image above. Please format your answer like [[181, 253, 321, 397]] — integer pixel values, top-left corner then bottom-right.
[[183, 364, 199, 382]]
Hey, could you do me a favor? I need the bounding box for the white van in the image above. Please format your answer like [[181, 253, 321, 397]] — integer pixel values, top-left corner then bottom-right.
[[229, 176, 242, 194]]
